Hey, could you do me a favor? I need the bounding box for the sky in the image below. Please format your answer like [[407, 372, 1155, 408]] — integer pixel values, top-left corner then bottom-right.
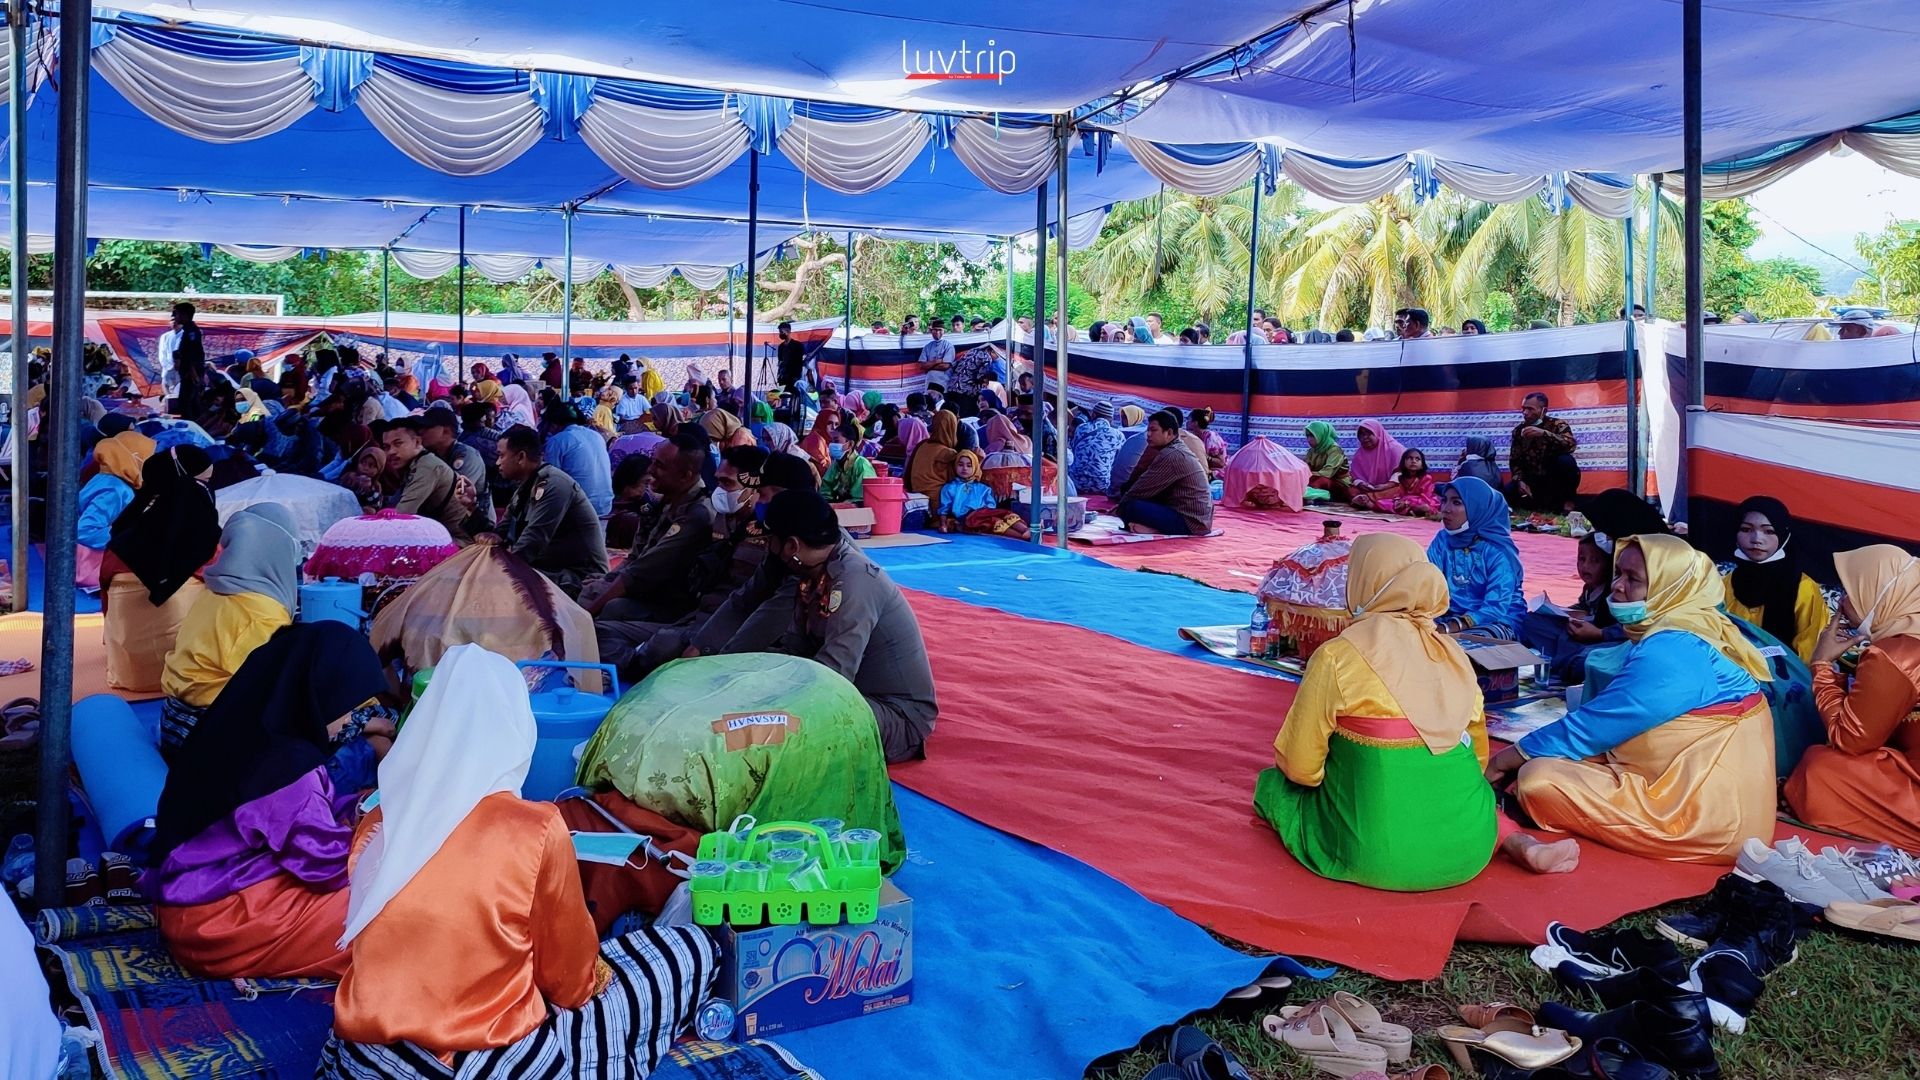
[[1746, 152, 1918, 272]]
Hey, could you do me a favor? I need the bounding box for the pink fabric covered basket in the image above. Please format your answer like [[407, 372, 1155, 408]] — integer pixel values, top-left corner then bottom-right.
[[1223, 437, 1310, 511], [305, 510, 458, 581]]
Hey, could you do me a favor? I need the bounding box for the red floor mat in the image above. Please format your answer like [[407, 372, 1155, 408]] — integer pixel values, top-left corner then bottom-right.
[[1079, 504, 1585, 602], [896, 590, 1792, 981]]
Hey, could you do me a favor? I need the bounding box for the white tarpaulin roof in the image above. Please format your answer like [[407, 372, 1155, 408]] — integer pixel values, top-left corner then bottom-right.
[[1112, 0, 1920, 175]]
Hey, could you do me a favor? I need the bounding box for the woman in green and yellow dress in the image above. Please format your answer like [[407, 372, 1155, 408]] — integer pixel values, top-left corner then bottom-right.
[[1256, 532, 1577, 891], [1304, 420, 1351, 502]]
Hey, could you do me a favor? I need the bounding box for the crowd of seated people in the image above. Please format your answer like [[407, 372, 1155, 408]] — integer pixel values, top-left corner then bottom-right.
[[21, 297, 1920, 1073]]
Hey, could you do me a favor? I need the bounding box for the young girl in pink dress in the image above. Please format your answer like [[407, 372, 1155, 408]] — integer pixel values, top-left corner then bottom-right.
[[1352, 449, 1440, 516]]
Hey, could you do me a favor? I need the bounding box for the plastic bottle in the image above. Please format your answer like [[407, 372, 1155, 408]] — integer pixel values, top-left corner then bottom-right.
[[1249, 598, 1270, 658]]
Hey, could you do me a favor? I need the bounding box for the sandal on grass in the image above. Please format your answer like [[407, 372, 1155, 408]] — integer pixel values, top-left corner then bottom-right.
[[1824, 898, 1920, 941], [1434, 1025, 1580, 1074], [1293, 992, 1413, 1063], [1262, 1007, 1389, 1078], [1455, 1002, 1536, 1035]]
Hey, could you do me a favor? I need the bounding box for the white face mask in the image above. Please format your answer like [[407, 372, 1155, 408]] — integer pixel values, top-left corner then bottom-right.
[[1733, 544, 1787, 564], [1445, 520, 1471, 535], [710, 487, 743, 516]]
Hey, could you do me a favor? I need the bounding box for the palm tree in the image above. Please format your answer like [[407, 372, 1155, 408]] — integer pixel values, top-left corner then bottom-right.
[[1450, 200, 1626, 326], [1262, 193, 1473, 330], [1080, 185, 1304, 322]]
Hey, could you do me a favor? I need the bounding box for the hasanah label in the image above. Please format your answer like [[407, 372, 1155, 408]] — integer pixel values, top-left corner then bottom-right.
[[713, 711, 802, 751]]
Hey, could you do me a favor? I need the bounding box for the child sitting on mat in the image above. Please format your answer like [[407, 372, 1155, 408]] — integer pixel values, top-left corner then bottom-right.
[[1351, 448, 1440, 517], [938, 450, 1029, 538]]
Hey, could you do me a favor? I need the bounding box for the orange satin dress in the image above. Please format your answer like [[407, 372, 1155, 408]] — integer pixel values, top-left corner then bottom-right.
[[158, 875, 350, 980], [1518, 693, 1777, 864], [1786, 635, 1920, 850], [331, 794, 602, 1056]]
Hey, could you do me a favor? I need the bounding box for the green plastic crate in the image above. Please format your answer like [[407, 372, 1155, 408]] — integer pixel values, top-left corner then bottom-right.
[[690, 820, 882, 927]]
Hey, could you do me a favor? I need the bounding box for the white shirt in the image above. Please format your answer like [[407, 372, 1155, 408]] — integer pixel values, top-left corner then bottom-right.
[[156, 327, 181, 394], [377, 393, 410, 420], [614, 392, 646, 422]]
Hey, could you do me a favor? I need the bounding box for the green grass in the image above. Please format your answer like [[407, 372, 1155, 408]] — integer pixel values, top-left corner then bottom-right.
[[1090, 906, 1920, 1080]]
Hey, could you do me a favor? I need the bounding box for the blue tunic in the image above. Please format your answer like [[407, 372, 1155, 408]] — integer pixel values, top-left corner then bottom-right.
[[1427, 476, 1527, 639], [76, 474, 135, 550], [1520, 632, 1761, 760]]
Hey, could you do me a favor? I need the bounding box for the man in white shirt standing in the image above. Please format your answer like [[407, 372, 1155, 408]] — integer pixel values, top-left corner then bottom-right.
[[1147, 312, 1176, 345]]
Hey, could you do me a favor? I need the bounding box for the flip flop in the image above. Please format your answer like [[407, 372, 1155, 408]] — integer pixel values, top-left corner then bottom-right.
[[1824, 898, 1920, 942], [1262, 1008, 1389, 1078], [1435, 1025, 1580, 1074]]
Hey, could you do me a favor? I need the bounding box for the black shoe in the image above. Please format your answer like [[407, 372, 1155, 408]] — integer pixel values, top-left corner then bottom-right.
[[1471, 1038, 1675, 1080], [1656, 872, 1772, 950], [1538, 994, 1719, 1080], [1687, 947, 1768, 1035], [1553, 963, 1692, 1010], [1532, 922, 1686, 981]]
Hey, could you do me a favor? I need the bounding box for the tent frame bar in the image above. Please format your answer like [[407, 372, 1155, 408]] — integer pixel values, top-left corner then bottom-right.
[[35, 0, 87, 909], [842, 230, 853, 389], [741, 148, 759, 405], [1051, 124, 1070, 549], [8, 2, 29, 615], [1027, 181, 1047, 540], [1239, 155, 1262, 447], [456, 205, 467, 375], [380, 246, 391, 360], [1679, 0, 1703, 521], [561, 203, 574, 362]]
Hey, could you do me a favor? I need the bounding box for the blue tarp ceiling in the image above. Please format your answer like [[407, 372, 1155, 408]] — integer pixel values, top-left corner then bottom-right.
[[98, 1, 1292, 112], [1111, 0, 1920, 175], [11, 60, 1153, 258]]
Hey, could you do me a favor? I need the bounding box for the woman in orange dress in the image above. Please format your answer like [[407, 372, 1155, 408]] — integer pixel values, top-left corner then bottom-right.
[[1785, 545, 1920, 850], [150, 623, 395, 979], [318, 644, 714, 1080]]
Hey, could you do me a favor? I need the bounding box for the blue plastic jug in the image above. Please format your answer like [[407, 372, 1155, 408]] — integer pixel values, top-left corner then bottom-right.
[[517, 661, 622, 801], [298, 577, 368, 627]]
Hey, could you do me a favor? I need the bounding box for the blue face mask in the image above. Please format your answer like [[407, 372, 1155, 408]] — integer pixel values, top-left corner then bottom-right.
[[1608, 598, 1651, 625], [828, 442, 847, 461], [571, 831, 645, 867], [754, 500, 769, 526]]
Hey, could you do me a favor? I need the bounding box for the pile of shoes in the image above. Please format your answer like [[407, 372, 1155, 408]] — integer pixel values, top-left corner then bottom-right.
[[1139, 1024, 1265, 1080], [1262, 990, 1450, 1077], [1525, 924, 1727, 1078], [1728, 836, 1920, 943]]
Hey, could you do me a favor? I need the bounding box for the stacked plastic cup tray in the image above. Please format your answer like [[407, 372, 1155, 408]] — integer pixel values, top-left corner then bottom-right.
[[689, 818, 884, 927]]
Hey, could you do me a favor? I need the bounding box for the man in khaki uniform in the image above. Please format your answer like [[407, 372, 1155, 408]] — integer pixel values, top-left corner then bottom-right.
[[584, 426, 714, 624], [492, 424, 608, 596], [382, 417, 470, 543]]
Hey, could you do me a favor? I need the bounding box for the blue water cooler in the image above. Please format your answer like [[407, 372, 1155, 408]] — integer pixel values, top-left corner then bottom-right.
[[517, 661, 623, 800]]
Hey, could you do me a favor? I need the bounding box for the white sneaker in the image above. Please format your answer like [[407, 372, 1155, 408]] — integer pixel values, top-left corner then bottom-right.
[[1733, 838, 1858, 907]]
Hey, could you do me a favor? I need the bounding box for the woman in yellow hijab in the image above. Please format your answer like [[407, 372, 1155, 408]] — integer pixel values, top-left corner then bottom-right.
[[77, 431, 157, 586], [1255, 533, 1509, 890], [637, 357, 666, 403], [1488, 533, 1776, 863], [1785, 545, 1920, 850]]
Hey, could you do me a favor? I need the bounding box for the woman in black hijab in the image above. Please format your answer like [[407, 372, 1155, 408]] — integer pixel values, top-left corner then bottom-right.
[[1723, 495, 1825, 661], [148, 622, 395, 979], [108, 445, 220, 605]]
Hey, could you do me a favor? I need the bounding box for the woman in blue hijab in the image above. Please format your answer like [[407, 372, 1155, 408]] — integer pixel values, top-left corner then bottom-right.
[[1426, 475, 1527, 639]]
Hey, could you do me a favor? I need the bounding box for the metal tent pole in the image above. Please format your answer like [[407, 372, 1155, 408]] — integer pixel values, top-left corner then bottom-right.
[[1240, 159, 1263, 448], [1027, 182, 1047, 540], [561, 204, 574, 364], [456, 207, 467, 377], [1052, 126, 1070, 549], [843, 230, 854, 390], [1645, 175, 1661, 316], [380, 248, 391, 362], [8, 4, 29, 614], [742, 149, 760, 404], [1623, 210, 1643, 498], [1679, 0, 1703, 521], [1003, 237, 1015, 372], [726, 269, 736, 373], [36, 0, 90, 908]]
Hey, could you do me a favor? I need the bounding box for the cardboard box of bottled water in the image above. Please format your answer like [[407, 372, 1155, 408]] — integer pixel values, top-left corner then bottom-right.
[[716, 881, 913, 1038]]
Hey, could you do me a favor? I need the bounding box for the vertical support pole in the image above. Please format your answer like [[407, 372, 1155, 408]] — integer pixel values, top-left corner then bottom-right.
[[1623, 210, 1643, 498], [8, 3, 29, 614], [843, 230, 854, 391], [1003, 236, 1015, 370], [561, 204, 574, 364], [380, 248, 391, 362], [456, 207, 467, 378], [36, 0, 89, 908], [726, 268, 736, 375], [1240, 158, 1263, 448], [742, 149, 760, 405], [1027, 182, 1047, 541], [1052, 126, 1070, 550], [1645, 175, 1662, 316], [1679, 0, 1703, 520]]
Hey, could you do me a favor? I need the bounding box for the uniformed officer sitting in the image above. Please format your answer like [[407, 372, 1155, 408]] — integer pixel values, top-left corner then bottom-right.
[[487, 423, 609, 597], [689, 489, 938, 763], [582, 426, 715, 624]]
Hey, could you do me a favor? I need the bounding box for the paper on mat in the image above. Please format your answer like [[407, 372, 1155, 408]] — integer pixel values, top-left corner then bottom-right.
[[1486, 696, 1567, 743], [1529, 591, 1569, 618]]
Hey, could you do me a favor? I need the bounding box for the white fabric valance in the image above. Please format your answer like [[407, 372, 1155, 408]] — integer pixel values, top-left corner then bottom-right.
[[1119, 135, 1260, 196], [1280, 149, 1408, 203], [781, 112, 932, 196], [95, 32, 316, 142], [356, 69, 547, 176], [1565, 174, 1636, 218], [388, 249, 460, 278], [217, 244, 305, 262], [1430, 161, 1549, 205], [1658, 135, 1841, 200], [948, 121, 1057, 195], [614, 263, 733, 289], [577, 97, 749, 190]]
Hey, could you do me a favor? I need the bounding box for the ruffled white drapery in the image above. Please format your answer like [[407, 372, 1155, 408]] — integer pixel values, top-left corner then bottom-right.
[[1279, 149, 1408, 203], [356, 69, 547, 176], [94, 31, 315, 142], [613, 263, 734, 289], [1430, 161, 1549, 205], [948, 120, 1057, 194], [1119, 135, 1260, 196], [781, 112, 931, 196], [217, 244, 305, 262], [578, 97, 750, 190]]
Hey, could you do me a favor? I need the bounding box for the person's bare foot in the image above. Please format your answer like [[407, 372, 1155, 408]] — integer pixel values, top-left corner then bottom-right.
[[1502, 833, 1580, 875], [1126, 523, 1156, 534]]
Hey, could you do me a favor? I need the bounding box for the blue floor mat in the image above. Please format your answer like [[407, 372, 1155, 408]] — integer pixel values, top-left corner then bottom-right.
[[772, 787, 1327, 1080], [866, 534, 1254, 669], [0, 522, 102, 615]]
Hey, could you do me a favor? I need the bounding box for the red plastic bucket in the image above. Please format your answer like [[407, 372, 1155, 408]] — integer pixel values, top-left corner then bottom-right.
[[863, 478, 908, 536]]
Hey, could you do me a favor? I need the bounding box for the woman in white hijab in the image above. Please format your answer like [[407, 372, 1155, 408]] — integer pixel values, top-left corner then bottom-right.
[[318, 644, 715, 1080]]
